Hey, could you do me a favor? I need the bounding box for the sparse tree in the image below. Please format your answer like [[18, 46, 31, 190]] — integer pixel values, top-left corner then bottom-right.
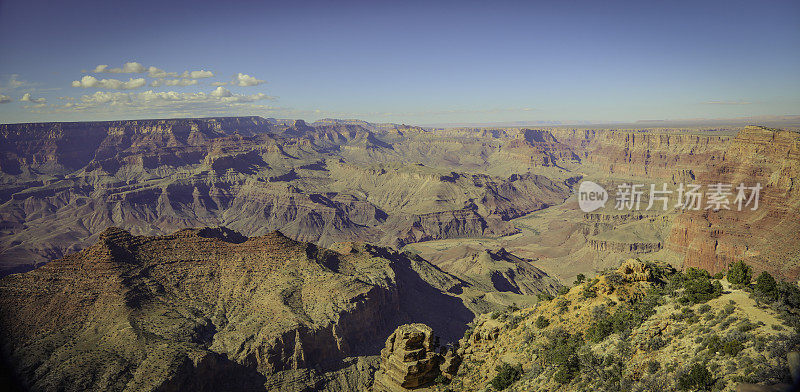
[[727, 261, 752, 285], [754, 271, 778, 301]]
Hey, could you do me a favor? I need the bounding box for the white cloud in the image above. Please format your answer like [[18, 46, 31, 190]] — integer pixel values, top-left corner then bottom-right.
[[181, 70, 214, 79], [88, 63, 215, 80], [147, 66, 178, 78], [80, 91, 133, 105], [210, 86, 233, 97], [8, 75, 25, 89], [66, 88, 274, 113], [232, 73, 265, 86], [20, 93, 46, 103], [71, 75, 147, 90], [121, 62, 146, 73], [210, 81, 229, 86], [0, 94, 11, 103], [166, 78, 198, 86], [151, 78, 198, 87], [92, 62, 146, 74], [0, 74, 28, 91]]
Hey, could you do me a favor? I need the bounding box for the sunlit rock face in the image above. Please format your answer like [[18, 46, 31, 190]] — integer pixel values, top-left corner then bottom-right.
[[667, 126, 800, 280], [0, 227, 478, 391], [0, 117, 571, 276]]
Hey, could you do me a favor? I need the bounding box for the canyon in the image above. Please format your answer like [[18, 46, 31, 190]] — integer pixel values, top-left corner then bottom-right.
[[2, 117, 798, 282], [0, 227, 561, 391], [1, 116, 799, 391]]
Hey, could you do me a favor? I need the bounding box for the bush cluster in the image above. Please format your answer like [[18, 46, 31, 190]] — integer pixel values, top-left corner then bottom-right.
[[539, 328, 584, 384], [489, 363, 522, 390], [681, 268, 723, 304], [585, 288, 659, 343], [703, 334, 744, 356], [535, 315, 550, 329], [677, 363, 715, 391]]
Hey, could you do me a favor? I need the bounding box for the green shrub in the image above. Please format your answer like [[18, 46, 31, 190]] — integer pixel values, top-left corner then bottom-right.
[[552, 366, 574, 384], [754, 271, 778, 301], [462, 326, 474, 341], [490, 363, 522, 390], [535, 315, 550, 329], [737, 320, 757, 333], [644, 335, 666, 351], [647, 360, 661, 374], [703, 334, 743, 356], [574, 273, 586, 285], [582, 279, 599, 299], [682, 272, 723, 304], [727, 261, 752, 285], [677, 363, 715, 391], [539, 329, 583, 383], [720, 316, 738, 330], [558, 286, 570, 296], [686, 267, 711, 280], [505, 315, 523, 330], [586, 289, 660, 343], [698, 304, 712, 314], [721, 339, 743, 356]]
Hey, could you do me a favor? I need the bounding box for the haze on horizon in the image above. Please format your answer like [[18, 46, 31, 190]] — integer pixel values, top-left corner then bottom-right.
[[0, 0, 798, 126]]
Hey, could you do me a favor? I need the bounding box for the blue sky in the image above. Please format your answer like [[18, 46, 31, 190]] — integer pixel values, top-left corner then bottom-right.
[[0, 0, 798, 125]]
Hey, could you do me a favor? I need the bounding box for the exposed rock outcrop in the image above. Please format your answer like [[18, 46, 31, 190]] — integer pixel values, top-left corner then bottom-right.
[[373, 324, 443, 391]]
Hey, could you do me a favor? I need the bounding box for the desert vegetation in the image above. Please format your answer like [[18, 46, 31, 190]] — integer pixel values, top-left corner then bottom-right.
[[440, 260, 800, 392]]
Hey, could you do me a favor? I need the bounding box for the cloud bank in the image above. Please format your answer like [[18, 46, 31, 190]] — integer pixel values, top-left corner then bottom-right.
[[72, 75, 147, 90]]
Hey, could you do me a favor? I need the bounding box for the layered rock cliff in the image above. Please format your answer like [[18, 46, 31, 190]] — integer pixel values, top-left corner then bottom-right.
[[0, 118, 572, 275], [0, 227, 478, 391], [668, 126, 800, 280]]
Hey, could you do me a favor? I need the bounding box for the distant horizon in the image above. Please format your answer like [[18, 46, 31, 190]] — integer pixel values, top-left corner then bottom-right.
[[2, 113, 800, 131]]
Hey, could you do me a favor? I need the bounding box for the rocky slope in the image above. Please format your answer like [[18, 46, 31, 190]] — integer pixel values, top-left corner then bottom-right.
[[0, 227, 464, 391], [434, 260, 800, 392], [0, 226, 564, 392]]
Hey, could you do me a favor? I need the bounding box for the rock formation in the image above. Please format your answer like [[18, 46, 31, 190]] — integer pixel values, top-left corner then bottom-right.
[[0, 227, 478, 391], [373, 324, 443, 391]]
